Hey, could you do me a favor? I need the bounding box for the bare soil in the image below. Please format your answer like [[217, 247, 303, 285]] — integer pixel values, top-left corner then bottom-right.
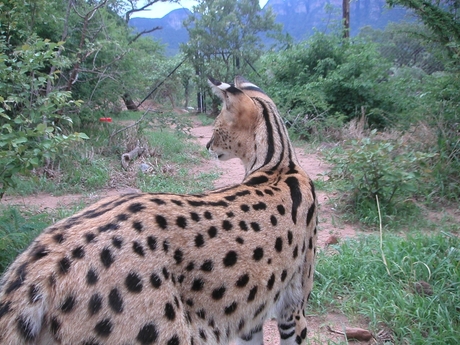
[[2, 124, 371, 344]]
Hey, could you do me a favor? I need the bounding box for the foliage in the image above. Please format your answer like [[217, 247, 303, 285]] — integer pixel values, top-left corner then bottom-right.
[[0, 33, 88, 198], [387, 0, 460, 58], [0, 207, 49, 273], [182, 0, 283, 114], [259, 33, 395, 132], [314, 233, 460, 344], [327, 132, 435, 225]]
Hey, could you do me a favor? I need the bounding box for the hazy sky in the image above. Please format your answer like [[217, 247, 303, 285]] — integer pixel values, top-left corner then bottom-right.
[[133, 0, 270, 18]]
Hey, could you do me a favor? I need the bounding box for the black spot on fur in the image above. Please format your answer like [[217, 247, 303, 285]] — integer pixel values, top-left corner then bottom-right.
[[247, 286, 258, 302], [240, 204, 250, 212], [164, 302, 176, 321], [50, 316, 61, 336], [267, 273, 276, 290], [5, 263, 27, 294], [208, 226, 218, 238], [128, 202, 146, 213], [275, 237, 283, 252], [116, 213, 129, 221], [108, 288, 124, 313], [255, 190, 264, 196], [301, 327, 307, 339], [85, 232, 96, 243], [150, 272, 162, 288], [125, 272, 143, 293], [191, 278, 204, 291], [133, 241, 145, 256], [53, 233, 65, 244], [154, 215, 168, 230], [223, 250, 238, 267], [270, 215, 278, 226], [280, 330, 295, 340], [88, 293, 103, 315], [309, 236, 313, 249], [136, 323, 158, 345], [307, 202, 316, 226], [94, 318, 113, 337], [293, 245, 298, 259], [29, 285, 40, 303], [222, 220, 233, 231], [236, 237, 244, 244], [168, 335, 180, 345], [171, 199, 183, 206], [0, 301, 11, 319], [98, 222, 119, 232], [190, 212, 200, 222], [253, 247, 264, 261], [163, 240, 169, 253], [212, 285, 226, 300], [17, 315, 36, 340], [253, 202, 267, 210], [133, 221, 144, 232], [201, 260, 213, 272], [100, 248, 114, 268], [250, 222, 261, 232], [86, 268, 99, 285], [58, 257, 71, 275], [176, 216, 187, 228], [254, 303, 266, 317], [236, 274, 250, 287], [195, 234, 205, 247], [287, 231, 293, 245], [196, 309, 206, 319], [204, 211, 213, 219], [112, 236, 123, 248], [285, 177, 302, 224], [239, 221, 248, 231], [277, 205, 286, 215], [147, 236, 157, 251], [244, 175, 269, 186], [72, 246, 85, 259], [224, 301, 238, 315], [60, 295, 76, 313], [150, 198, 166, 205], [186, 262, 195, 271], [31, 245, 48, 261], [264, 189, 274, 196], [174, 249, 184, 264], [281, 269, 288, 282]]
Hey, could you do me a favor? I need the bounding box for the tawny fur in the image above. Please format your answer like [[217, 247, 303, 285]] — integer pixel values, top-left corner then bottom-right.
[[0, 76, 317, 345]]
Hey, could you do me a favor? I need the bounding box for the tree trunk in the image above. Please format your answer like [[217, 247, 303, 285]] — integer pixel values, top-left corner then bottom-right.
[[122, 93, 139, 111]]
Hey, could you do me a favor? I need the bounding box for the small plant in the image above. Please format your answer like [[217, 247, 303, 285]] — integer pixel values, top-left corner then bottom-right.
[[328, 132, 435, 224], [313, 232, 460, 344]]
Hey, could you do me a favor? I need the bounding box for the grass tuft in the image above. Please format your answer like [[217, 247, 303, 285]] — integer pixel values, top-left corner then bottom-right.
[[312, 232, 460, 344]]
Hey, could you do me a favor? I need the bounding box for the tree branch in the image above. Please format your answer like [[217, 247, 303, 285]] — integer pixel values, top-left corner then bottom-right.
[[129, 26, 162, 44]]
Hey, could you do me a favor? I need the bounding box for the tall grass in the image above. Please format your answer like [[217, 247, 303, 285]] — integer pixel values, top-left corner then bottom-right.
[[312, 232, 460, 344]]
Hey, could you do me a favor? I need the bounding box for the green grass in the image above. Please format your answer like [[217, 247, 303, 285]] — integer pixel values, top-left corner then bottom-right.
[[0, 203, 88, 274], [312, 232, 460, 344]]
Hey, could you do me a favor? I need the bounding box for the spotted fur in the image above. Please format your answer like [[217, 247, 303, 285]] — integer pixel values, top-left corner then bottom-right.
[[0, 76, 317, 345]]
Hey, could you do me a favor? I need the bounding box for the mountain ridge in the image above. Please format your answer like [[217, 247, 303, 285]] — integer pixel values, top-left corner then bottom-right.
[[129, 0, 409, 55]]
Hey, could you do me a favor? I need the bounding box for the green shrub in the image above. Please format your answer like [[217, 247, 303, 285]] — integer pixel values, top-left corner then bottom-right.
[[327, 132, 435, 225]]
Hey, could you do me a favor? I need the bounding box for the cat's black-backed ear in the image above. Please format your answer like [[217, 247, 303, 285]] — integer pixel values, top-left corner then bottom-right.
[[234, 76, 266, 94], [208, 77, 243, 108]]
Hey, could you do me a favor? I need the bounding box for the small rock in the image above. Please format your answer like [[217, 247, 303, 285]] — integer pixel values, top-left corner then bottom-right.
[[325, 235, 339, 246], [414, 280, 433, 296]]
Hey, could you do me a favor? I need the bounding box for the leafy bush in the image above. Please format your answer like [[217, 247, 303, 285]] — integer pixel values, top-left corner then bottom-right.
[[0, 207, 49, 273], [0, 34, 88, 198], [327, 132, 435, 224]]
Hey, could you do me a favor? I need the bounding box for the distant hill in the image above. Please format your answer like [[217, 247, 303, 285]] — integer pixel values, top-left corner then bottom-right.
[[129, 0, 409, 55]]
